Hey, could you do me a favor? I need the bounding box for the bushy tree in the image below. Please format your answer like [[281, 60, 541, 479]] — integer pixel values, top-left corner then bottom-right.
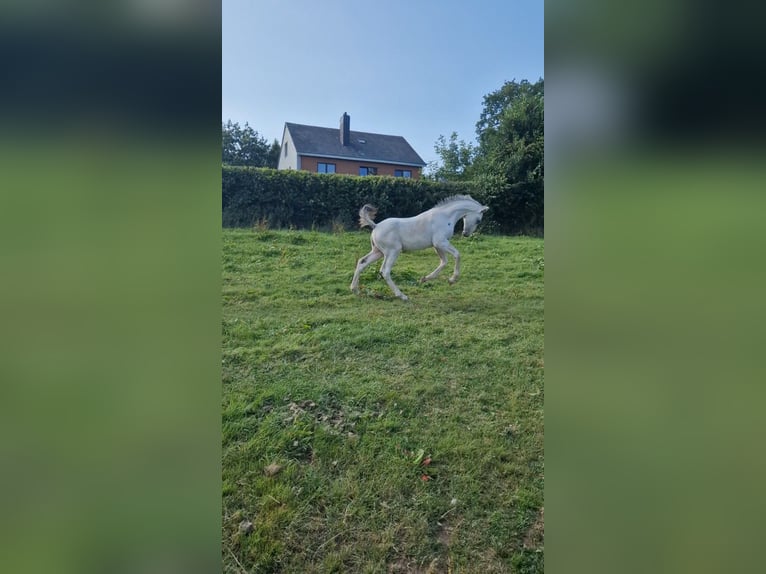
[[427, 132, 477, 181], [423, 80, 543, 232], [475, 79, 543, 180], [427, 79, 543, 233], [222, 120, 278, 167], [473, 79, 544, 232]]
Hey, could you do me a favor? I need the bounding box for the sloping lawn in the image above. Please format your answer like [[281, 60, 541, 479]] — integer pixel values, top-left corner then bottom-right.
[[222, 228, 544, 573]]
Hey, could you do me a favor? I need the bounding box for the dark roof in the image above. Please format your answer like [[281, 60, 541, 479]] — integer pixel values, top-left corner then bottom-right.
[[285, 122, 426, 167]]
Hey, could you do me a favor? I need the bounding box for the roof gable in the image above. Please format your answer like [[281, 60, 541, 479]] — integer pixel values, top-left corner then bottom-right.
[[284, 122, 426, 167]]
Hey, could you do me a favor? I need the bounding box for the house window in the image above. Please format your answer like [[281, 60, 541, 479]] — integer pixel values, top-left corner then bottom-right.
[[359, 166, 378, 176], [284, 142, 288, 157], [394, 169, 412, 178], [317, 162, 336, 173]]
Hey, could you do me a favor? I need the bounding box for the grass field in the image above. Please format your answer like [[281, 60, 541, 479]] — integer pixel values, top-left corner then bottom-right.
[[222, 227, 544, 573]]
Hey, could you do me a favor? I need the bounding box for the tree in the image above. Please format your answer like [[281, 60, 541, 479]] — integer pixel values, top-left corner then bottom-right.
[[426, 79, 543, 231], [427, 132, 477, 181], [267, 139, 281, 169], [472, 79, 544, 232], [222, 120, 278, 168]]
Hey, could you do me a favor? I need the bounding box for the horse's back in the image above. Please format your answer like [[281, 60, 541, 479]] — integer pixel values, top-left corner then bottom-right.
[[372, 212, 445, 252]]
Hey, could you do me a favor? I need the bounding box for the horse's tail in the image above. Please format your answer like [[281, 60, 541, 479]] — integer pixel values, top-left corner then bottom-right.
[[358, 204, 378, 229]]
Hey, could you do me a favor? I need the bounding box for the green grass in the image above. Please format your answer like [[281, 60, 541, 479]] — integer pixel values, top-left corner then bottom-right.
[[222, 228, 544, 573]]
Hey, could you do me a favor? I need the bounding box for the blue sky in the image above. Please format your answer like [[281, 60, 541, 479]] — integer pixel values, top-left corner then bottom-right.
[[222, 0, 543, 166]]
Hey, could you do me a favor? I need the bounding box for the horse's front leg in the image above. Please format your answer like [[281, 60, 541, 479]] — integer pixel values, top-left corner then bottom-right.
[[420, 246, 448, 283], [443, 243, 461, 284]]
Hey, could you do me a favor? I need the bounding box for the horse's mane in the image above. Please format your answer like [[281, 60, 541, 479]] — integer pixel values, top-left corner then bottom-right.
[[435, 194, 481, 208]]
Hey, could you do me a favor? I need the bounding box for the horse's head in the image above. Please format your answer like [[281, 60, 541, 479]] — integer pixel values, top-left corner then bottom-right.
[[462, 205, 489, 236]]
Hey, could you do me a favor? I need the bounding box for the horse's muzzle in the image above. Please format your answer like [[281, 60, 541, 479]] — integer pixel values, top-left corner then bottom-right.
[[462, 231, 470, 237]]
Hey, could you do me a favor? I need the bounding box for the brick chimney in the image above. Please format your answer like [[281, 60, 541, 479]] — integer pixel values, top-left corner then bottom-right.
[[339, 112, 350, 146]]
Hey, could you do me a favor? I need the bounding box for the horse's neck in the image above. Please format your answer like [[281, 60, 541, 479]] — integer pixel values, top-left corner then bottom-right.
[[441, 201, 475, 222]]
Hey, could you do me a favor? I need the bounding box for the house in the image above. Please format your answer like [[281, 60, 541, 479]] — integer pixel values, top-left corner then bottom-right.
[[278, 113, 426, 178]]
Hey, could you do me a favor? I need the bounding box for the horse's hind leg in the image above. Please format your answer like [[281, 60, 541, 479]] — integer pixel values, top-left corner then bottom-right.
[[350, 248, 383, 294], [380, 249, 408, 301], [420, 246, 448, 283]]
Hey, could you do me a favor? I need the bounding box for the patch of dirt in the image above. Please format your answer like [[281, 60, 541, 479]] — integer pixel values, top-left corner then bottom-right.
[[388, 558, 413, 573], [437, 525, 452, 548], [284, 400, 316, 424], [523, 507, 544, 550], [387, 557, 443, 574], [238, 520, 254, 535], [436, 504, 461, 549], [283, 397, 381, 436]]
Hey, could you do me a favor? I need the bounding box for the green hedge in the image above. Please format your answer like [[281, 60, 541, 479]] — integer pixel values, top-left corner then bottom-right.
[[222, 167, 542, 234], [222, 167, 462, 228]]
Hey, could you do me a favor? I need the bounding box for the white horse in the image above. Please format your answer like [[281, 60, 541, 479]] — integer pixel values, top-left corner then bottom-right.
[[350, 194, 489, 301]]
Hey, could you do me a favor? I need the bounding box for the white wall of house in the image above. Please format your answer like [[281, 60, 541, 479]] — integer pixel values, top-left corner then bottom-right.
[[277, 126, 300, 170]]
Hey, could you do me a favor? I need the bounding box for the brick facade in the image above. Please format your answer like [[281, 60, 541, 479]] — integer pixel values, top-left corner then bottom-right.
[[300, 155, 421, 179]]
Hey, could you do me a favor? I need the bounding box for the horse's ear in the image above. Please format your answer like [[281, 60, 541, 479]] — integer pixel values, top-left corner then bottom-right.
[[481, 205, 490, 213]]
